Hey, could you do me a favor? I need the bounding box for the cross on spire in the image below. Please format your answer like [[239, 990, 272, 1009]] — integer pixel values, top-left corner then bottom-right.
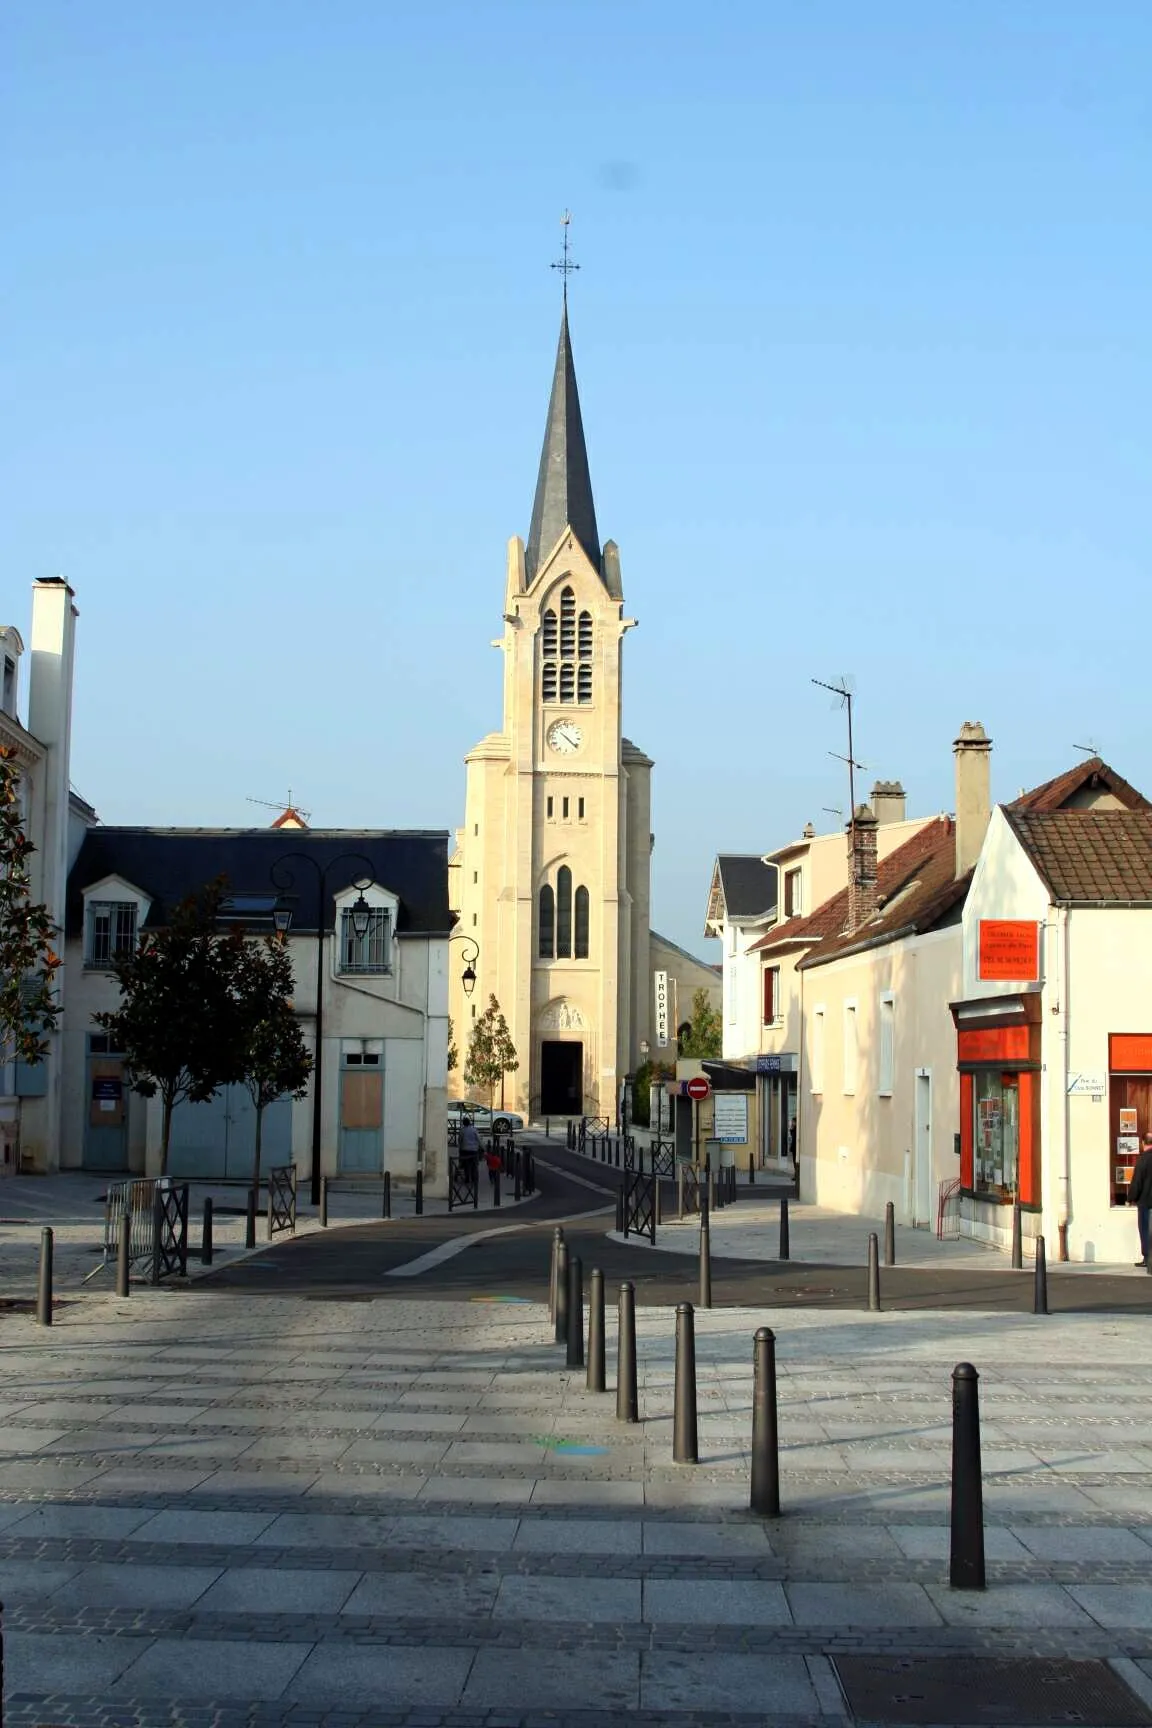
[[551, 210, 579, 301]]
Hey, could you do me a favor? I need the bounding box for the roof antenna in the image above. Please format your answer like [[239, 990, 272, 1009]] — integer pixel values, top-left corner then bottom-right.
[[247, 790, 313, 824], [551, 210, 579, 303], [1072, 740, 1101, 757], [813, 676, 868, 887]]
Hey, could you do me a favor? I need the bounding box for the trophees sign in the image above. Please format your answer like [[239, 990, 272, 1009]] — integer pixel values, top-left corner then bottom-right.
[[654, 970, 670, 1048]]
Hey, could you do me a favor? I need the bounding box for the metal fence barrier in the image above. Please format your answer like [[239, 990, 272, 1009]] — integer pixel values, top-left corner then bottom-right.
[[267, 1165, 297, 1238], [151, 1183, 189, 1284], [449, 1157, 480, 1210], [623, 1171, 656, 1244]]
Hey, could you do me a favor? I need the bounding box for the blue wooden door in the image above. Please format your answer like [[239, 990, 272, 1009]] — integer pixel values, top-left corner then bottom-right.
[[339, 1061, 383, 1173], [83, 1041, 129, 1171]]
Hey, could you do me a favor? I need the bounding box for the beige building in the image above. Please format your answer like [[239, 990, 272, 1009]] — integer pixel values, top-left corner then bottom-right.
[[450, 302, 653, 1118]]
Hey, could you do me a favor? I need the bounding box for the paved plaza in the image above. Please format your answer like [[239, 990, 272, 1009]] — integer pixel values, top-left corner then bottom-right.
[[5, 1248, 1152, 1725]]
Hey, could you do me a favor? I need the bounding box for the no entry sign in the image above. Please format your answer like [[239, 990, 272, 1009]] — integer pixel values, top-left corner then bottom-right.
[[685, 1075, 711, 1101]]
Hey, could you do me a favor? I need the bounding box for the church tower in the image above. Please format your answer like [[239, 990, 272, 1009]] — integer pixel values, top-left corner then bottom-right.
[[450, 297, 652, 1119]]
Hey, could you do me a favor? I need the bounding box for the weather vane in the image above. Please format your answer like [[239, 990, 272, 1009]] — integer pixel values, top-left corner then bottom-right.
[[551, 210, 579, 299]]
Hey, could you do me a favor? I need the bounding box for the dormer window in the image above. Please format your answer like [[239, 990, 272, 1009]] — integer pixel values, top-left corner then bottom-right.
[[2, 656, 15, 717], [340, 906, 391, 974], [86, 901, 137, 969]]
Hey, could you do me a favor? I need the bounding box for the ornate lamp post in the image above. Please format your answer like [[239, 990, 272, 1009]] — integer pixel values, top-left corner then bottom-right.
[[271, 850, 375, 1207]]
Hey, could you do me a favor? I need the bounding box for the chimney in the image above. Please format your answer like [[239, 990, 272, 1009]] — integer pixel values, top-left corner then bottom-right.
[[802, 821, 815, 839], [846, 803, 879, 931], [870, 779, 906, 826], [953, 721, 992, 878], [27, 578, 78, 924]]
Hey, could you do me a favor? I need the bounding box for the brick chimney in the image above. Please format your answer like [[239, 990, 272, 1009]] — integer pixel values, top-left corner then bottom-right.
[[870, 780, 906, 826], [953, 721, 992, 878], [846, 803, 879, 931]]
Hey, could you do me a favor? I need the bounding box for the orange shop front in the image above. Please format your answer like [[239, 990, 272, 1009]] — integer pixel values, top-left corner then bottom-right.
[[952, 997, 1042, 1234]]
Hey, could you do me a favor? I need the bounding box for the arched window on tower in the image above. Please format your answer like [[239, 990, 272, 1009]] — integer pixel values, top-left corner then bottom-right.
[[538, 884, 555, 959], [560, 588, 576, 656], [577, 610, 593, 704], [542, 610, 557, 657], [556, 866, 573, 958], [574, 885, 590, 959]]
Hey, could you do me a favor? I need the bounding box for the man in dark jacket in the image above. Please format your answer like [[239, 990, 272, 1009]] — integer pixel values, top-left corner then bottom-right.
[[1127, 1135, 1152, 1267]]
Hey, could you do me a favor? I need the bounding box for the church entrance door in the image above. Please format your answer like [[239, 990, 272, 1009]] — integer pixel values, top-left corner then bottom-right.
[[541, 1041, 583, 1117]]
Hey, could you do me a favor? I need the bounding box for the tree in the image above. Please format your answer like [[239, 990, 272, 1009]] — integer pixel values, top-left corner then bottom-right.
[[0, 747, 60, 1064], [96, 879, 248, 1176], [464, 994, 519, 1109], [233, 935, 312, 1192], [447, 1016, 458, 1074], [678, 987, 723, 1059]]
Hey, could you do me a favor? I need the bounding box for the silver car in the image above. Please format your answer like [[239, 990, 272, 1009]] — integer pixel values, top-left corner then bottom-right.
[[448, 1102, 525, 1135]]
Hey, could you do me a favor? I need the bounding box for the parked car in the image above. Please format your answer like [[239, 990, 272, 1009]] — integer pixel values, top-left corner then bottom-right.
[[448, 1101, 525, 1135]]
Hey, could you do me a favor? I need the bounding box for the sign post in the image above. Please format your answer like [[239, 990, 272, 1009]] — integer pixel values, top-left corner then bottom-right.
[[685, 1075, 710, 1168]]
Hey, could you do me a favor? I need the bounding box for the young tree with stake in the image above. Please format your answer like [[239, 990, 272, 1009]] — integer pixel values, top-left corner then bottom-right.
[[233, 934, 312, 1192], [464, 994, 519, 1110]]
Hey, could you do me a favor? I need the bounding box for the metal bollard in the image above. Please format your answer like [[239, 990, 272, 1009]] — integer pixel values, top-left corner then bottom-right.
[[868, 1232, 881, 1312], [549, 1226, 564, 1322], [654, 1176, 661, 1227], [415, 1169, 424, 1215], [37, 1227, 53, 1327], [749, 1152, 755, 1186], [750, 1326, 781, 1516], [616, 1188, 625, 1234], [201, 1197, 214, 1266], [1033, 1233, 1049, 1315], [555, 1237, 569, 1344], [266, 1182, 274, 1242], [493, 1170, 501, 1208], [884, 1200, 896, 1267], [545, 1116, 550, 1139], [383, 1170, 392, 1220], [1010, 1200, 1022, 1270], [677, 1164, 685, 1221], [514, 1153, 522, 1202], [245, 1188, 257, 1250], [566, 1255, 585, 1369], [673, 1302, 699, 1464], [699, 1200, 712, 1310], [949, 1362, 986, 1589], [779, 1195, 790, 1261], [616, 1281, 639, 1422], [711, 1169, 720, 1211], [587, 1268, 606, 1392], [116, 1214, 131, 1298], [320, 1174, 329, 1228]]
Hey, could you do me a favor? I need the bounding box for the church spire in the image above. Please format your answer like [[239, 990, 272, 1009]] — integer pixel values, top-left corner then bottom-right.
[[524, 299, 601, 585]]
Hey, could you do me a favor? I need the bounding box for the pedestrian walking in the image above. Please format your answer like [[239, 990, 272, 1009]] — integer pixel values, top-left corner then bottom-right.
[[485, 1144, 502, 1190], [1128, 1134, 1152, 1264], [459, 1119, 481, 1176]]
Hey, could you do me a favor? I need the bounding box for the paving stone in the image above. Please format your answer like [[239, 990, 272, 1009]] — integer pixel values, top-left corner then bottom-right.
[[1069, 1586, 1152, 1628], [1011, 1525, 1152, 1561], [462, 1647, 638, 1711], [6, 1503, 155, 1540], [387, 1514, 521, 1550], [513, 1516, 641, 1553], [887, 1525, 1030, 1561], [342, 1570, 499, 1617], [925, 1583, 1097, 1627], [50, 1561, 224, 1609], [785, 1581, 943, 1626], [641, 1519, 772, 1556], [640, 1650, 818, 1713], [418, 1475, 535, 1504], [644, 1578, 791, 1624], [133, 1508, 279, 1545], [112, 1635, 312, 1699], [251, 1511, 396, 1547], [339, 1439, 451, 1466], [287, 1643, 475, 1706], [493, 1572, 641, 1621], [197, 1565, 362, 1613], [3, 1628, 143, 1691], [529, 1479, 645, 1507], [0, 1560, 82, 1599]]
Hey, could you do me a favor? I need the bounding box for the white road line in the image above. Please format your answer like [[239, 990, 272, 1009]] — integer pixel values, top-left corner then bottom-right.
[[386, 1204, 611, 1279]]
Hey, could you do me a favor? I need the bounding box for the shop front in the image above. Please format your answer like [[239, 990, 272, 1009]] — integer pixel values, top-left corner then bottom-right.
[[951, 995, 1041, 1249], [754, 1052, 798, 1171], [1108, 1035, 1152, 1207]]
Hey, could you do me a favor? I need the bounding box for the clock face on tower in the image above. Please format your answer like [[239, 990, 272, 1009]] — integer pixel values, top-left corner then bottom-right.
[[546, 719, 583, 755]]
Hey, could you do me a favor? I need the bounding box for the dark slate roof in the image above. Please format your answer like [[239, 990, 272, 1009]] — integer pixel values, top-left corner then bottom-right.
[[66, 829, 451, 938], [1008, 755, 1150, 813], [1005, 810, 1152, 903], [716, 855, 778, 920], [524, 302, 601, 584]]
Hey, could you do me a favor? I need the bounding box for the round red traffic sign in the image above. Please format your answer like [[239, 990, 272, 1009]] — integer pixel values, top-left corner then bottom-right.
[[686, 1075, 711, 1101]]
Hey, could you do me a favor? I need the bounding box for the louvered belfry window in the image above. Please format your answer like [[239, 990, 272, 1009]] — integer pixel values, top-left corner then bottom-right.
[[541, 587, 593, 705]]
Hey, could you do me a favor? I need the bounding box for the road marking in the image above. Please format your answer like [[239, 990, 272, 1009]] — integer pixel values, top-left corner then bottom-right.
[[386, 1202, 611, 1279]]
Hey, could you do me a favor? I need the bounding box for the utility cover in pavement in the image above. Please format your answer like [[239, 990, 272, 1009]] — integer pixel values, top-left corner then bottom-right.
[[834, 1656, 1152, 1726]]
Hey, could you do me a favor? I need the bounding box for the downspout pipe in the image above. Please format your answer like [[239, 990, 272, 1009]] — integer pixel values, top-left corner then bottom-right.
[[1058, 907, 1071, 1261]]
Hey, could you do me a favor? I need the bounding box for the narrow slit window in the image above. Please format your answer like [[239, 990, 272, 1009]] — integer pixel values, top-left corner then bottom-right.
[[538, 884, 555, 958], [562, 796, 569, 819], [560, 663, 575, 703], [574, 885, 589, 959], [547, 796, 554, 818], [556, 866, 572, 958], [578, 797, 585, 819]]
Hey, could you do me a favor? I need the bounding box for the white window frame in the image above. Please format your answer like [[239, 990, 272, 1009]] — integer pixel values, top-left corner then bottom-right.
[[86, 900, 138, 969], [784, 867, 803, 919], [811, 1005, 826, 1095], [878, 993, 895, 1097], [339, 906, 392, 975], [763, 964, 781, 1027], [843, 1000, 858, 1096]]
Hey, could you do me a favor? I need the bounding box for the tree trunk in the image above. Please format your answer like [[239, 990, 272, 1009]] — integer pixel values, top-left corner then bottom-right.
[[253, 1101, 264, 1195], [160, 1095, 172, 1177]]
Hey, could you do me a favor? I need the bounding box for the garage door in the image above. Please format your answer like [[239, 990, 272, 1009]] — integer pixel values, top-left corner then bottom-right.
[[167, 1085, 292, 1180]]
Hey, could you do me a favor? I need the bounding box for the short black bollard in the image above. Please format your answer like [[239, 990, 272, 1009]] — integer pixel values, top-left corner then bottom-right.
[[616, 1188, 625, 1234], [677, 1164, 685, 1221], [615, 1138, 621, 1169], [616, 1280, 639, 1422], [779, 1195, 790, 1261], [320, 1174, 329, 1228], [415, 1169, 424, 1215], [555, 1237, 569, 1344], [566, 1255, 585, 1369], [493, 1169, 501, 1208], [245, 1188, 257, 1250], [749, 1152, 755, 1186], [673, 1302, 699, 1464], [549, 1226, 564, 1322], [654, 1176, 661, 1227], [37, 1227, 53, 1327], [1033, 1233, 1049, 1315], [1010, 1200, 1022, 1270], [514, 1153, 522, 1202], [750, 1325, 781, 1516], [116, 1214, 131, 1297], [201, 1197, 214, 1266], [949, 1361, 986, 1589], [383, 1170, 392, 1219], [700, 1198, 712, 1310], [868, 1232, 881, 1312], [883, 1200, 896, 1267], [587, 1268, 606, 1392]]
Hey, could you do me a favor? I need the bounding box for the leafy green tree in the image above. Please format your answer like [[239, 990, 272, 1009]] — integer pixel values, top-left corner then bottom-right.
[[464, 993, 519, 1109], [234, 934, 312, 1191], [96, 879, 248, 1175], [447, 1015, 458, 1074], [678, 987, 723, 1059], [0, 747, 60, 1064]]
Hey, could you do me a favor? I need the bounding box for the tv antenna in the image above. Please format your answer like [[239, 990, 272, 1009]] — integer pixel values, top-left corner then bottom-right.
[[247, 790, 312, 823], [1073, 739, 1101, 758], [812, 676, 869, 884]]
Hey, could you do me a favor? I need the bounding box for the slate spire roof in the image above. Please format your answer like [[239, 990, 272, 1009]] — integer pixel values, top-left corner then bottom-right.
[[525, 301, 601, 584]]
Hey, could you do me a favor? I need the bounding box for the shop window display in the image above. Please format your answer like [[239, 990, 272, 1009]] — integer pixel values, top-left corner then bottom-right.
[[973, 1070, 1019, 1200]]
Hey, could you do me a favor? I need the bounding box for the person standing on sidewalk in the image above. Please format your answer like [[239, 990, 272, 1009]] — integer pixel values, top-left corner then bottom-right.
[[459, 1119, 481, 1176], [1128, 1135, 1152, 1266]]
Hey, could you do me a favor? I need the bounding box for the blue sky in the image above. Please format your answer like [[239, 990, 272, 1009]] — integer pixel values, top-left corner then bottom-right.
[[3, 2, 1149, 951]]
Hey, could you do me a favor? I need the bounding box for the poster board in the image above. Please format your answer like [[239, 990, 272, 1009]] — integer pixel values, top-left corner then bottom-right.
[[712, 1093, 749, 1144]]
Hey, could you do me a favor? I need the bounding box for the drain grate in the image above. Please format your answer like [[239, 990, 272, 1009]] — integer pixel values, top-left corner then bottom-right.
[[834, 1656, 1152, 1726]]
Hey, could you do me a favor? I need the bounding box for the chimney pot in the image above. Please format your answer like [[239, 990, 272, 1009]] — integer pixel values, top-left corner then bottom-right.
[[870, 779, 907, 826], [953, 722, 992, 878], [846, 803, 880, 932]]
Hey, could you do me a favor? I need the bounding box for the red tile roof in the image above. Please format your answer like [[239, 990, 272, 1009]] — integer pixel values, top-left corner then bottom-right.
[[1009, 756, 1150, 814], [1005, 810, 1152, 903]]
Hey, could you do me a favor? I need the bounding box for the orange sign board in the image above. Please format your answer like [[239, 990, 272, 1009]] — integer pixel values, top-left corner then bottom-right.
[[978, 920, 1040, 982], [1110, 1034, 1152, 1073], [958, 1025, 1031, 1064]]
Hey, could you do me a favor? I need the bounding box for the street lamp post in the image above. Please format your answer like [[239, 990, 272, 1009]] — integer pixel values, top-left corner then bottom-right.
[[271, 850, 375, 1208]]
